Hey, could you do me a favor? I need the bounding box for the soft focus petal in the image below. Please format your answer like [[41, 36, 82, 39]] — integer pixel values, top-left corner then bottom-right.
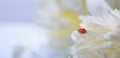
[[86, 0, 112, 17], [71, 30, 120, 58], [71, 31, 101, 42], [79, 16, 110, 33], [79, 10, 120, 32]]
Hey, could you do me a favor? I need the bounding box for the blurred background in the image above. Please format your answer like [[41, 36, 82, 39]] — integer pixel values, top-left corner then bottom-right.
[[0, 0, 46, 58]]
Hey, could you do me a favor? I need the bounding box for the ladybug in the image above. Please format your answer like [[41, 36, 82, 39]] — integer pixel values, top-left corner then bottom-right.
[[78, 28, 87, 34]]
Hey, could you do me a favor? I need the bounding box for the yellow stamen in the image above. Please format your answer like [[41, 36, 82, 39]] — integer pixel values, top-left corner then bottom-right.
[[50, 11, 81, 38]]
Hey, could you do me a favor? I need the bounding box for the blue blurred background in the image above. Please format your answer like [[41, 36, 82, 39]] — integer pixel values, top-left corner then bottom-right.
[[0, 0, 36, 23], [0, 0, 45, 58]]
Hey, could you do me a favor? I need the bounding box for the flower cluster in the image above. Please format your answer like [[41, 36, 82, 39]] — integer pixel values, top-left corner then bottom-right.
[[71, 6, 120, 58]]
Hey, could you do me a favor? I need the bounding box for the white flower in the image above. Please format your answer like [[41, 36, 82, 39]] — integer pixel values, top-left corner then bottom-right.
[[37, 0, 89, 29], [71, 30, 120, 58], [80, 0, 120, 33], [80, 9, 120, 33], [36, 0, 89, 58], [71, 0, 120, 58]]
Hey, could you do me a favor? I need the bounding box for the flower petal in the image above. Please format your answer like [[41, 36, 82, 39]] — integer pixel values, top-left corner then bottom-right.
[[86, 0, 112, 17]]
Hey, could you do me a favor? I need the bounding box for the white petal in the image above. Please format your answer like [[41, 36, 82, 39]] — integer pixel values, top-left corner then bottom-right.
[[79, 9, 120, 32], [86, 0, 112, 17], [71, 31, 81, 42], [79, 16, 110, 33], [104, 31, 120, 43], [71, 31, 101, 42]]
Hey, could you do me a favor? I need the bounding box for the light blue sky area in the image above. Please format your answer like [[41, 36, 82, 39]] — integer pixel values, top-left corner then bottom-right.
[[0, 0, 46, 58], [0, 0, 37, 23]]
